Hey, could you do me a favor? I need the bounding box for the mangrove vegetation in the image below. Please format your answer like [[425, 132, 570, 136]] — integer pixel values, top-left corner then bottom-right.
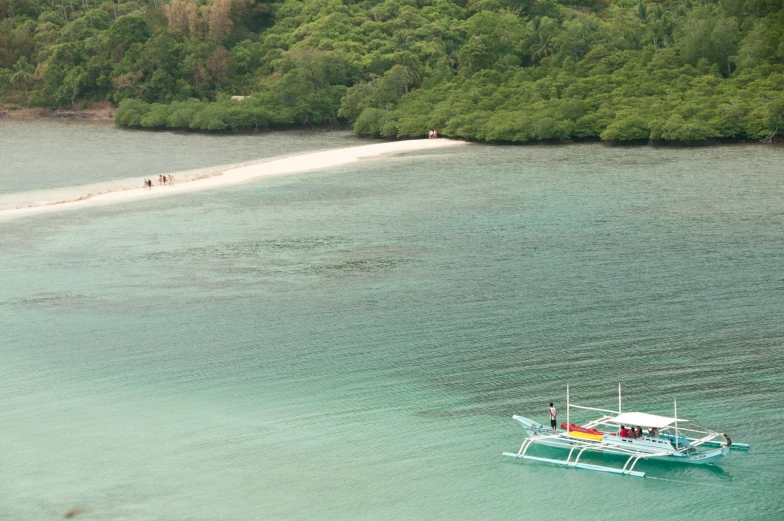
[[2, 0, 784, 142]]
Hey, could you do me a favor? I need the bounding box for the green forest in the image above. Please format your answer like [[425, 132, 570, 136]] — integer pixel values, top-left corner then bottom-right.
[[2, 0, 784, 142]]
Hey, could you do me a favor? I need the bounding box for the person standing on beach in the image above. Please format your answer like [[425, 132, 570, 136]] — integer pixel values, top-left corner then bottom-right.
[[428, 130, 433, 139], [549, 402, 557, 432], [163, 175, 167, 185], [169, 174, 175, 186], [158, 175, 163, 185], [148, 179, 152, 189], [434, 129, 438, 139]]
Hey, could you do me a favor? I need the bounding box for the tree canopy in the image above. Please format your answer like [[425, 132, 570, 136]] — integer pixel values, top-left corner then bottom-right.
[[2, 0, 784, 143]]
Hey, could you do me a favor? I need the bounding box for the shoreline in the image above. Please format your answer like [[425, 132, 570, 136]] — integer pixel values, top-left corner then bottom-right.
[[0, 105, 116, 120], [4, 112, 780, 145], [0, 139, 467, 221]]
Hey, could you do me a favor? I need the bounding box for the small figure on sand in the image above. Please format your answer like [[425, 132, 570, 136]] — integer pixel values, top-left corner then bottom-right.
[[163, 175, 167, 185], [158, 175, 163, 186], [147, 179, 152, 190], [428, 130, 434, 139], [169, 174, 175, 186], [434, 129, 438, 139]]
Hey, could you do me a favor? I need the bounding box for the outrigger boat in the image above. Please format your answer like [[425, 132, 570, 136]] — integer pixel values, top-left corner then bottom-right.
[[503, 384, 748, 478]]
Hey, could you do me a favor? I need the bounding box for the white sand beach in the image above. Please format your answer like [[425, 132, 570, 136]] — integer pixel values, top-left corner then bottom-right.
[[0, 138, 467, 220]]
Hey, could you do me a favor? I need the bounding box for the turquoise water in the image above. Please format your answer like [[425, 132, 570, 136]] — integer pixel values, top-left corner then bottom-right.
[[1, 128, 783, 520]]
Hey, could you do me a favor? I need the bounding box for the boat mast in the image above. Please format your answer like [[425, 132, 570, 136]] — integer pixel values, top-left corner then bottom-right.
[[566, 384, 570, 433], [674, 398, 678, 450]]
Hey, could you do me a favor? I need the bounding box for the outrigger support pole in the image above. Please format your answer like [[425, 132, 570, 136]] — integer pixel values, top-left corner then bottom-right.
[[623, 455, 644, 474], [674, 398, 679, 451], [618, 382, 622, 415], [566, 384, 570, 433]]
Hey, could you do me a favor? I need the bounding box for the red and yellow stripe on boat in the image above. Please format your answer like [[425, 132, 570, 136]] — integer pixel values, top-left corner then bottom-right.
[[567, 430, 604, 441]]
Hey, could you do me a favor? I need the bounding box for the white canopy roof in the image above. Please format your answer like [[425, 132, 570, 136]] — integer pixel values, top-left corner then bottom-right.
[[608, 412, 689, 429]]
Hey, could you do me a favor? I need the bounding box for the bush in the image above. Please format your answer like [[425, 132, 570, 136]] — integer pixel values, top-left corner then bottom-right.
[[139, 104, 170, 128], [353, 108, 388, 136], [115, 99, 150, 127], [600, 115, 650, 142], [189, 105, 227, 131]]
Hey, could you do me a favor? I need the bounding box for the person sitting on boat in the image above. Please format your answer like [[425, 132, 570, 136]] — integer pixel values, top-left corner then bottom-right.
[[722, 433, 732, 447], [647, 427, 658, 437], [628, 427, 638, 439], [549, 403, 557, 432], [635, 426, 643, 438], [619, 425, 630, 438]]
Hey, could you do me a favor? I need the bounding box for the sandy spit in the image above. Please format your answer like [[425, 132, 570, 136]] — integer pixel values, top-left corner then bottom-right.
[[0, 139, 467, 220]]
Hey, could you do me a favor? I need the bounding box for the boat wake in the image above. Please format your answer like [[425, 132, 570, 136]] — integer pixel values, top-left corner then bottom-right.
[[644, 476, 741, 489]]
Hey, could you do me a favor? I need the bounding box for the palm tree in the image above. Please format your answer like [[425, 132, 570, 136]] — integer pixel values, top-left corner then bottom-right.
[[10, 57, 34, 101], [394, 31, 412, 52], [627, 27, 645, 50], [529, 32, 554, 63], [530, 16, 544, 33], [528, 16, 556, 63], [650, 14, 672, 48], [443, 40, 461, 70], [394, 54, 423, 87], [636, 0, 648, 23]]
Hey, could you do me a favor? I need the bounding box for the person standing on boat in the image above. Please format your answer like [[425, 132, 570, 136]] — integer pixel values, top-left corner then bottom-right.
[[549, 402, 557, 432]]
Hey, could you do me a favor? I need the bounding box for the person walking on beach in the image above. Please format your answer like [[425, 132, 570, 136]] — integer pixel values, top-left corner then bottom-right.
[[428, 130, 433, 139], [163, 175, 167, 185], [147, 179, 152, 189], [434, 129, 438, 139], [158, 175, 163, 186], [169, 174, 175, 186], [549, 402, 557, 432]]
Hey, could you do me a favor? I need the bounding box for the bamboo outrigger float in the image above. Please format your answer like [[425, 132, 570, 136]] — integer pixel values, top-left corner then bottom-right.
[[503, 384, 748, 477]]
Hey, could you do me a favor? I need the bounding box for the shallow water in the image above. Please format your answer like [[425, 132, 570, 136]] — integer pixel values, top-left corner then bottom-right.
[[0, 120, 364, 209], [1, 126, 783, 520]]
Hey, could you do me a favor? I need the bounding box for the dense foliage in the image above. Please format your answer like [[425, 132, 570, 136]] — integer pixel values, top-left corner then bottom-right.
[[2, 0, 784, 142]]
